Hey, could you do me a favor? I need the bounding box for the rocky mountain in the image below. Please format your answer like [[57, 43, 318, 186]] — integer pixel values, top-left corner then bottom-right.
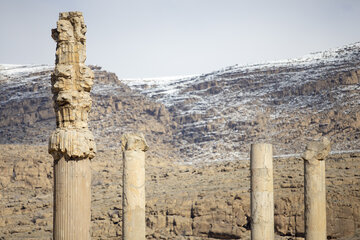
[[1, 42, 360, 164], [1, 43, 360, 239], [123, 42, 360, 163], [0, 64, 178, 162]]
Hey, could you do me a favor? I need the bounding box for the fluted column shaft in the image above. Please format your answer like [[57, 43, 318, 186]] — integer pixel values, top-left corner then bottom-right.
[[49, 11, 96, 240], [54, 157, 91, 239]]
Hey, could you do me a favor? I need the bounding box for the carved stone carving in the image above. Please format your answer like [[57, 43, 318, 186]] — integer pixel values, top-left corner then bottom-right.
[[49, 12, 94, 240], [49, 11, 96, 160]]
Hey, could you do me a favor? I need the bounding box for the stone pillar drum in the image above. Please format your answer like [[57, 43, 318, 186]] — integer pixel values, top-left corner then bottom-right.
[[250, 143, 274, 240], [49, 12, 96, 240], [53, 157, 91, 239], [121, 133, 149, 240], [302, 137, 330, 240]]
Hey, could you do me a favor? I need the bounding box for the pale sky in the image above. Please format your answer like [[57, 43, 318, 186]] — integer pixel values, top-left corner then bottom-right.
[[1, 0, 360, 78]]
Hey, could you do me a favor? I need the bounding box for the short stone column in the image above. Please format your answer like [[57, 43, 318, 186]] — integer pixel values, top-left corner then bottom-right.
[[250, 143, 274, 240], [49, 12, 96, 239], [121, 133, 149, 240], [302, 137, 330, 240]]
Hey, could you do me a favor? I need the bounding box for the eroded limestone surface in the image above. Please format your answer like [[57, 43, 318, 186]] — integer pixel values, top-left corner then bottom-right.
[[49, 12, 95, 240], [121, 133, 149, 152], [49, 11, 96, 160]]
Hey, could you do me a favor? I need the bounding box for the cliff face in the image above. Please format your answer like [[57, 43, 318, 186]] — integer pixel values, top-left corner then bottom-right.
[[123, 42, 360, 163], [1, 43, 360, 163], [0, 42, 360, 239]]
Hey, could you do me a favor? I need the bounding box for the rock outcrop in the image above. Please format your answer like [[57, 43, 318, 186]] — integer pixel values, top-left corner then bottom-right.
[[1, 43, 360, 164], [125, 42, 360, 163], [0, 64, 177, 163], [1, 42, 360, 239]]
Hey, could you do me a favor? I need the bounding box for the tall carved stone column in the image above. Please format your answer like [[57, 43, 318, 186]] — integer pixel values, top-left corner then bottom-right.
[[121, 133, 149, 240], [250, 143, 274, 240], [49, 12, 96, 240], [302, 137, 330, 240]]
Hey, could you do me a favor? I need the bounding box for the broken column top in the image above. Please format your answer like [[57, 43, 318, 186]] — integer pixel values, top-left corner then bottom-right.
[[52, 11, 87, 44], [302, 137, 331, 161], [49, 11, 96, 160], [121, 133, 149, 152]]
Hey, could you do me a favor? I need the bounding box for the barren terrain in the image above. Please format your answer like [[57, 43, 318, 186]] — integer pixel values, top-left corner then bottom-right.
[[1, 42, 360, 239], [0, 144, 359, 239]]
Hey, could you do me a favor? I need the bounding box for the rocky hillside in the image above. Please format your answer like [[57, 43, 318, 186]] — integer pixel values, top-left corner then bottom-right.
[[0, 64, 178, 162], [123, 42, 360, 163], [1, 42, 360, 239], [1, 42, 360, 163]]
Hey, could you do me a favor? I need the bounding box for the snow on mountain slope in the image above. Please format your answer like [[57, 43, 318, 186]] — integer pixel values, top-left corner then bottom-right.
[[1, 43, 359, 163], [0, 65, 177, 162], [122, 42, 360, 163]]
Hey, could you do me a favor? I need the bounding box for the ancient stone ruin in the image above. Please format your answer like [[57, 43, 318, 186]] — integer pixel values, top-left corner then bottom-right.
[[121, 133, 149, 240], [302, 137, 331, 240], [250, 143, 274, 240], [41, 10, 340, 240], [48, 11, 96, 239]]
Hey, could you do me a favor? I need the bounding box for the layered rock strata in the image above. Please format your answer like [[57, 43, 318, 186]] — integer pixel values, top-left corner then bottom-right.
[[303, 137, 331, 240], [250, 143, 274, 240], [121, 133, 149, 240], [48, 12, 96, 239]]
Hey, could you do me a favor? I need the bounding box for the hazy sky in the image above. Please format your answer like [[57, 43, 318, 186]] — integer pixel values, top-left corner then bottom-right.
[[1, 0, 360, 78]]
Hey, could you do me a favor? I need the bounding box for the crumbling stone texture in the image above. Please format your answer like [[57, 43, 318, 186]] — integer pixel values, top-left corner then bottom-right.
[[303, 137, 331, 240], [49, 11, 96, 240], [122, 133, 148, 240]]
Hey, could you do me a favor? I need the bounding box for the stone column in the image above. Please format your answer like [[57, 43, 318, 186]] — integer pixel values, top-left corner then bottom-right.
[[302, 137, 330, 240], [121, 133, 149, 240], [250, 143, 274, 240], [49, 12, 96, 240]]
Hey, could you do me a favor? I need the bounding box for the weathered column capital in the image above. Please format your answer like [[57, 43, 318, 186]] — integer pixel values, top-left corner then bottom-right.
[[122, 132, 147, 240], [303, 137, 330, 240], [49, 129, 96, 160], [302, 137, 331, 163], [49, 11, 96, 161], [51, 12, 87, 43], [50, 12, 94, 240], [121, 133, 149, 152]]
